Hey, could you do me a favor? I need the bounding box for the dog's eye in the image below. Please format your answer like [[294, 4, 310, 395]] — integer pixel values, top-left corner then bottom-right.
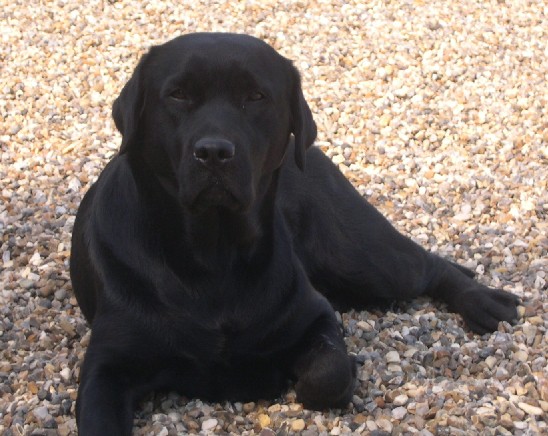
[[247, 91, 266, 102], [170, 89, 191, 102]]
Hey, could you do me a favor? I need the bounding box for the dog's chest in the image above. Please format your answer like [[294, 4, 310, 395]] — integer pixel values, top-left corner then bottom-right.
[[179, 314, 267, 364], [158, 246, 297, 361], [214, 320, 245, 359], [166, 284, 273, 361]]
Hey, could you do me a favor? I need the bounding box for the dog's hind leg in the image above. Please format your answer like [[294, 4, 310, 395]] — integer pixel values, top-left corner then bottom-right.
[[279, 146, 519, 333]]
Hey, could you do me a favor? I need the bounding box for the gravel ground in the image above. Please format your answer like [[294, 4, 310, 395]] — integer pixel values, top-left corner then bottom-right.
[[1, 0, 547, 435]]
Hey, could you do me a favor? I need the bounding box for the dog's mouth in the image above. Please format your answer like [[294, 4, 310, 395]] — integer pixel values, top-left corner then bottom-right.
[[184, 176, 247, 213]]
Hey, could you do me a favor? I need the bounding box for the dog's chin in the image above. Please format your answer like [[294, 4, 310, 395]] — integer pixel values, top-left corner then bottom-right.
[[183, 185, 250, 214]]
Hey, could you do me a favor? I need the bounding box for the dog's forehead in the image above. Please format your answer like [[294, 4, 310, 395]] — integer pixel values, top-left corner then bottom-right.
[[151, 33, 288, 80]]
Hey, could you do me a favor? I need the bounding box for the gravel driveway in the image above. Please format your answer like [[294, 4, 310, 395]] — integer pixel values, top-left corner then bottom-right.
[[1, 1, 546, 435]]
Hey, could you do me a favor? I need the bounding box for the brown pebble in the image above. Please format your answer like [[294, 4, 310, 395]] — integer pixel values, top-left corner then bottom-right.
[[242, 402, 256, 413]]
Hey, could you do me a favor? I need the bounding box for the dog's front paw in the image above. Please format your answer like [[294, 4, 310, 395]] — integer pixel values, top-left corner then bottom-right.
[[295, 349, 356, 410], [453, 286, 520, 334]]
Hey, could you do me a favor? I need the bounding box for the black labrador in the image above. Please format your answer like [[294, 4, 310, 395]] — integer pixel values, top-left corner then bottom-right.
[[70, 33, 519, 434]]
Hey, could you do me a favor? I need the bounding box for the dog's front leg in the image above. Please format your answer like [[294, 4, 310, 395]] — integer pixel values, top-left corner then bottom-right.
[[76, 339, 136, 435], [425, 257, 520, 334], [290, 314, 356, 410]]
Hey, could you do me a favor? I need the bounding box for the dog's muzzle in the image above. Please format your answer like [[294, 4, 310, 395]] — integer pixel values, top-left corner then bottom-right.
[[177, 137, 252, 213]]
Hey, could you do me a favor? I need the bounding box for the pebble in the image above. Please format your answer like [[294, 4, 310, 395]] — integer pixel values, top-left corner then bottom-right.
[[201, 418, 218, 432], [485, 355, 498, 369], [60, 367, 71, 382], [1, 1, 546, 435], [385, 351, 401, 363], [517, 402, 544, 416], [242, 402, 255, 413], [513, 350, 528, 362], [291, 418, 306, 432], [392, 406, 407, 420], [33, 406, 50, 421], [258, 413, 271, 428], [393, 394, 409, 406]]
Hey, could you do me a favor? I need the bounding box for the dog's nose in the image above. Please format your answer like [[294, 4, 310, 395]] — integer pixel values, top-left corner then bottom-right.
[[193, 138, 235, 165]]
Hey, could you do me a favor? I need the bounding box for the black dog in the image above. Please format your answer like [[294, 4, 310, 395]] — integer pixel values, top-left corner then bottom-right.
[[70, 33, 519, 435]]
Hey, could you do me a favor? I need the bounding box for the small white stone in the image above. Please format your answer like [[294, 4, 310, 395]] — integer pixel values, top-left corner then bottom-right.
[[201, 418, 218, 432], [29, 251, 42, 266], [393, 394, 409, 406], [332, 154, 345, 165], [60, 367, 71, 381], [385, 351, 401, 363], [376, 67, 388, 79], [392, 406, 407, 420]]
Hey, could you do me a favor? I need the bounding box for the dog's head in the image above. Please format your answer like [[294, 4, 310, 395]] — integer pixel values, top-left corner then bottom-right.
[[112, 33, 316, 213]]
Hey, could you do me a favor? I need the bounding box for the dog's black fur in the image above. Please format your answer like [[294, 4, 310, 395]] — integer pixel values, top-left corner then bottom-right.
[[70, 33, 519, 435]]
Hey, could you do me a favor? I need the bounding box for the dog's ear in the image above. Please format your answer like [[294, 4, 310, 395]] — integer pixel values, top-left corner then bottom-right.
[[112, 53, 149, 154], [290, 67, 317, 171]]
